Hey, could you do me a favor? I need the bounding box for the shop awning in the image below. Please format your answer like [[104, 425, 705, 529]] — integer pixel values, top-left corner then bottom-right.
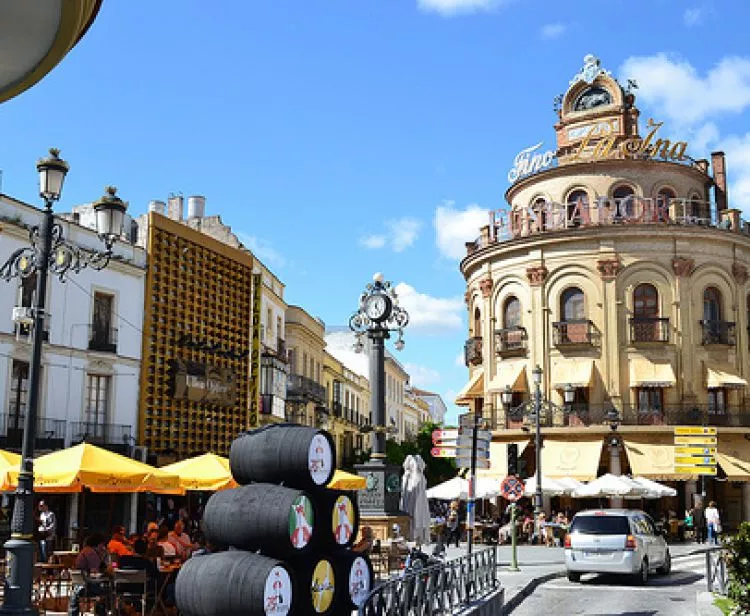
[[551, 359, 594, 389], [716, 435, 750, 480], [706, 366, 747, 389], [541, 438, 603, 481], [477, 440, 530, 479], [629, 358, 676, 388], [487, 362, 528, 393], [622, 437, 691, 480], [455, 371, 484, 406]]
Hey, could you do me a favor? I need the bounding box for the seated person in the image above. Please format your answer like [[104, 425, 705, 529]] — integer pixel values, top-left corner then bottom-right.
[[167, 520, 194, 559], [69, 533, 110, 616], [157, 524, 177, 559], [352, 526, 373, 555], [107, 525, 133, 563], [119, 538, 158, 595], [145, 529, 164, 559]]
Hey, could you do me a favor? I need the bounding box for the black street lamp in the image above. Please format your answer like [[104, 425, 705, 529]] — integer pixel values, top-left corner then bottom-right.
[[606, 407, 623, 507], [0, 149, 126, 615]]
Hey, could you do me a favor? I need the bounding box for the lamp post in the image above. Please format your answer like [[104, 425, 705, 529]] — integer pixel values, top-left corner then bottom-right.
[[0, 149, 126, 615], [606, 407, 623, 508]]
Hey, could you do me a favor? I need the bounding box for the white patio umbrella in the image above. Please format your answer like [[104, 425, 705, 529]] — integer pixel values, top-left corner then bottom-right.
[[572, 473, 649, 498], [555, 476, 584, 494], [403, 455, 430, 544], [632, 476, 677, 498], [523, 475, 567, 497], [426, 476, 468, 500]]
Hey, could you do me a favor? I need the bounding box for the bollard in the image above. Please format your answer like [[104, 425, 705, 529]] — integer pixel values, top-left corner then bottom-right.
[[509, 503, 520, 572]]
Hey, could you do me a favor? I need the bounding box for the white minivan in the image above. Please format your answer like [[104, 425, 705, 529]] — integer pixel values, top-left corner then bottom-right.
[[564, 509, 671, 584]]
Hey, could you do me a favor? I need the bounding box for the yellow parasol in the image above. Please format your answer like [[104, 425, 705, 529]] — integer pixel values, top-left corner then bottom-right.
[[0, 449, 21, 491], [327, 470, 366, 490], [160, 453, 238, 491], [5, 442, 183, 494]]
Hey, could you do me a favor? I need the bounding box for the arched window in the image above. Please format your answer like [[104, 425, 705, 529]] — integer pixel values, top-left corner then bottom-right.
[[703, 287, 722, 322], [634, 284, 658, 318], [613, 185, 635, 218], [559, 287, 587, 344], [561, 287, 585, 321], [503, 297, 521, 328], [473, 307, 481, 337], [566, 190, 588, 228]]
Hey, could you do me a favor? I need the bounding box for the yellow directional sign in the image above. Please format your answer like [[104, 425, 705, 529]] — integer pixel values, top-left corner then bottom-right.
[[674, 426, 717, 436], [675, 436, 717, 445], [675, 446, 716, 456], [673, 465, 718, 475], [675, 455, 716, 465]]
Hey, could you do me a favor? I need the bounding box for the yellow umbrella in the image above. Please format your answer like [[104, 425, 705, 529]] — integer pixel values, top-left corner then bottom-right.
[[327, 470, 366, 490], [0, 449, 21, 491], [6, 443, 183, 494], [160, 453, 238, 491]]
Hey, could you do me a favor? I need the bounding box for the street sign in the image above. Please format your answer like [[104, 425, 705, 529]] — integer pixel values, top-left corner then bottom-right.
[[458, 428, 492, 441], [459, 412, 477, 428], [432, 429, 458, 443], [673, 465, 718, 475], [455, 446, 490, 459], [675, 446, 717, 455], [456, 457, 491, 469], [500, 475, 525, 502], [456, 436, 490, 449], [674, 426, 717, 436], [430, 447, 456, 458], [675, 455, 716, 465], [674, 436, 717, 445]]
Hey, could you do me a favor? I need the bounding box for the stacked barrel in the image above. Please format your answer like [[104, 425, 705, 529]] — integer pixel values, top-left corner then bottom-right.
[[175, 425, 374, 615]]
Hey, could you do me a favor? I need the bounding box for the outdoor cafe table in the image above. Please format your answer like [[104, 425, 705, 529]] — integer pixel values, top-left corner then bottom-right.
[[151, 561, 181, 616]]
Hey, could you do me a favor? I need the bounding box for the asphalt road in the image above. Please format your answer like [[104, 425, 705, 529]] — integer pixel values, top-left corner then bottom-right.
[[512, 553, 708, 616]]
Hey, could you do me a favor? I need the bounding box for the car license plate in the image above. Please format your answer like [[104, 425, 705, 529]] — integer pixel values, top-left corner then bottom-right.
[[583, 550, 612, 558]]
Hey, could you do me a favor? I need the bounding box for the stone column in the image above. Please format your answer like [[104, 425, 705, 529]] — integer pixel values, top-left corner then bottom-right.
[[673, 255, 696, 402]]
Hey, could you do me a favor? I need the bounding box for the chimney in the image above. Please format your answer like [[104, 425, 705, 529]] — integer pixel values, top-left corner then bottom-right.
[[187, 195, 206, 219], [167, 194, 183, 221], [711, 151, 728, 212], [148, 200, 165, 215]]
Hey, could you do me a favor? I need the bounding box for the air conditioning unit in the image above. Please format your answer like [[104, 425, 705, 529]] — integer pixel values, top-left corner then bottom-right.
[[11, 307, 34, 325], [132, 446, 148, 462]]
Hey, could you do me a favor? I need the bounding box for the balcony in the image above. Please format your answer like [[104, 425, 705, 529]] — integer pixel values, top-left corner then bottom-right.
[[495, 327, 528, 357], [464, 336, 482, 366], [552, 320, 597, 347], [331, 401, 342, 418], [70, 421, 132, 452], [701, 320, 736, 346], [629, 318, 670, 344], [286, 374, 326, 404], [88, 325, 118, 353], [622, 405, 750, 428], [15, 323, 49, 342], [0, 414, 66, 451]]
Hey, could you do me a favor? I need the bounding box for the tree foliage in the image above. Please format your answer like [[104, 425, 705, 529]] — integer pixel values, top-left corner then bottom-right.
[[724, 521, 750, 614]]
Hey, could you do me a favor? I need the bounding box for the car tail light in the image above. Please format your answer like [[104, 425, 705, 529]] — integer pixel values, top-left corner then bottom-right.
[[624, 535, 637, 550], [564, 535, 571, 548]]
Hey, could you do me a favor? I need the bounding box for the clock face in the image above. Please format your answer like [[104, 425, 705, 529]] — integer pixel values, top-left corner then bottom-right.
[[365, 294, 388, 321]]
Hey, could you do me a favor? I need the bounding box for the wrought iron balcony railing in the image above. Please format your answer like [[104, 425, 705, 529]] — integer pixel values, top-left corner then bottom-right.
[[331, 401, 342, 417], [88, 325, 118, 353], [552, 319, 597, 346], [464, 336, 482, 366], [495, 327, 528, 356], [0, 414, 66, 449], [630, 317, 670, 343], [701, 320, 736, 346], [286, 374, 326, 404], [70, 421, 132, 445]]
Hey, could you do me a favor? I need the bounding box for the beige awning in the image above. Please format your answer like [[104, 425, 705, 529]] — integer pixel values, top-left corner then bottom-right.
[[487, 362, 528, 393], [622, 437, 693, 480], [455, 371, 484, 406], [478, 440, 530, 479], [541, 438, 603, 481], [551, 359, 594, 389], [716, 435, 750, 480], [706, 366, 747, 389], [629, 357, 676, 388]]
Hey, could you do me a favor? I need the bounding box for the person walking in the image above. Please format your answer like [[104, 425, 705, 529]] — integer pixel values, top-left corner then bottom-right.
[[37, 500, 57, 563], [705, 501, 722, 545], [446, 507, 461, 548], [692, 500, 707, 544]]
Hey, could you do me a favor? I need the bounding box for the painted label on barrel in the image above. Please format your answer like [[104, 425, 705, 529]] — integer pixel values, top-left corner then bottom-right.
[[289, 495, 314, 549], [349, 556, 371, 607], [311, 559, 335, 613], [308, 434, 332, 485], [264, 566, 292, 615], [333, 495, 355, 545]]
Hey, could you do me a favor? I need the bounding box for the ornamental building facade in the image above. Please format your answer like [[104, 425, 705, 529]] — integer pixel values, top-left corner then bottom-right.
[[459, 55, 750, 527]]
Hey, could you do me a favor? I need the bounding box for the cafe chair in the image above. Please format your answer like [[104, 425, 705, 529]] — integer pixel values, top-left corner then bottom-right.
[[68, 569, 100, 614], [114, 569, 149, 615]]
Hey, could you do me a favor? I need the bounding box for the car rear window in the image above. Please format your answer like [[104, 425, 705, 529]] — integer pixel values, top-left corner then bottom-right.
[[570, 515, 630, 535]]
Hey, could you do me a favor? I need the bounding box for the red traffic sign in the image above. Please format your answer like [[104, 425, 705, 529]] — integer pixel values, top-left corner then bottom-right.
[[431, 446, 456, 458], [500, 475, 525, 502], [432, 429, 458, 444]]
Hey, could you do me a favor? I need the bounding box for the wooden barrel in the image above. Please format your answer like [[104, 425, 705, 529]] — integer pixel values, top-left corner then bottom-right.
[[231, 424, 336, 490], [291, 556, 339, 615], [203, 483, 317, 556], [333, 551, 374, 610], [175, 551, 294, 616], [315, 490, 359, 549]]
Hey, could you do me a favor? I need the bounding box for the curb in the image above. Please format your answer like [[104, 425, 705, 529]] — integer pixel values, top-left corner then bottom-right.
[[501, 570, 566, 615]]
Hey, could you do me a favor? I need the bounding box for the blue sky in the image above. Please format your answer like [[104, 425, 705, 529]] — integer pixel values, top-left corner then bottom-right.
[[3, 0, 750, 425]]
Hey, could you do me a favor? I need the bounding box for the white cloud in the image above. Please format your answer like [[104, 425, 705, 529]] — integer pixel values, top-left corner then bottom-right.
[[324, 331, 370, 378], [238, 234, 286, 269], [434, 202, 490, 260], [539, 23, 566, 39], [454, 351, 464, 367], [395, 282, 464, 333], [683, 7, 704, 26], [360, 217, 422, 252], [404, 363, 442, 388], [417, 0, 501, 16], [620, 54, 750, 127]]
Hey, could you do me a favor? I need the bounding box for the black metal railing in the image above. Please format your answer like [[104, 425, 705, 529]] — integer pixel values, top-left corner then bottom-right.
[[464, 336, 482, 366], [286, 374, 326, 404], [331, 401, 343, 417], [629, 317, 670, 343], [495, 327, 528, 356], [70, 421, 132, 445], [701, 320, 736, 345], [552, 319, 597, 346], [0, 414, 66, 449], [88, 325, 118, 353], [359, 547, 498, 616]]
